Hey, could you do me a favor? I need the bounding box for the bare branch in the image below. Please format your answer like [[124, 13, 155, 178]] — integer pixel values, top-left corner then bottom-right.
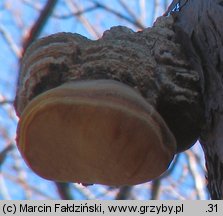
[[151, 179, 161, 199], [0, 145, 14, 168], [118, 0, 144, 28], [72, 183, 96, 199], [55, 182, 74, 200], [153, 0, 164, 22], [0, 100, 14, 105], [115, 186, 133, 200], [91, 0, 145, 29], [186, 150, 206, 199], [139, 0, 147, 24], [3, 172, 55, 199], [22, 0, 98, 20], [0, 24, 21, 58], [53, 5, 99, 19], [22, 0, 58, 53], [65, 0, 100, 39], [21, 0, 42, 11], [0, 174, 11, 199]]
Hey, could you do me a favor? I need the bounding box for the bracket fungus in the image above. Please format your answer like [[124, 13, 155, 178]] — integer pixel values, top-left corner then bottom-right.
[[16, 79, 176, 185], [14, 16, 203, 186]]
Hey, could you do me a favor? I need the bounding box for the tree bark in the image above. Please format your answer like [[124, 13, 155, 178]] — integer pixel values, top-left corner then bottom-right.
[[169, 0, 223, 200]]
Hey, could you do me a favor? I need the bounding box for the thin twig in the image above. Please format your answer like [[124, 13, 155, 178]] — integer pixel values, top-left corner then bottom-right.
[[185, 150, 206, 199], [53, 5, 99, 19], [115, 186, 133, 200], [118, 0, 144, 29], [3, 172, 55, 199], [151, 179, 161, 199], [22, 0, 98, 20], [0, 145, 14, 168], [149, 154, 180, 199], [72, 183, 96, 199], [65, 0, 100, 39], [162, 185, 185, 200], [139, 0, 146, 24], [91, 0, 145, 29], [0, 24, 21, 58], [153, 0, 163, 22], [0, 174, 11, 199], [55, 182, 74, 200], [22, 0, 58, 53], [0, 100, 14, 105], [21, 0, 42, 10]]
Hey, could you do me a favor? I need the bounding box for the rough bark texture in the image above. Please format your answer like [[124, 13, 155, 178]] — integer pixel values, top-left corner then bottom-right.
[[169, 0, 223, 199], [15, 16, 204, 154]]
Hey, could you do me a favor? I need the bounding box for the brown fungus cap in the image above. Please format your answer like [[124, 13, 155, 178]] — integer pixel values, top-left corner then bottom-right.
[[17, 79, 176, 186]]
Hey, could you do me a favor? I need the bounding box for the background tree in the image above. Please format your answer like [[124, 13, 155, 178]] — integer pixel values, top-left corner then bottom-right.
[[0, 0, 208, 199]]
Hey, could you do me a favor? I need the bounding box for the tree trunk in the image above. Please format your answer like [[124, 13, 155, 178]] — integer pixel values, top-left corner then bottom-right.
[[14, 0, 223, 199], [168, 0, 223, 200]]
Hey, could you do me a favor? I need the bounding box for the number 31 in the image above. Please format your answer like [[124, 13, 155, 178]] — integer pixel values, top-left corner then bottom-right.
[[207, 204, 217, 213]]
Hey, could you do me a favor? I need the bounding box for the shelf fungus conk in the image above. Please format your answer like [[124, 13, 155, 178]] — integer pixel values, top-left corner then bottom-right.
[[16, 79, 176, 185], [14, 22, 206, 186]]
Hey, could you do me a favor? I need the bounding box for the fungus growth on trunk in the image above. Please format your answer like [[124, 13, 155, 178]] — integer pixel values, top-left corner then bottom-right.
[[14, 15, 204, 186]]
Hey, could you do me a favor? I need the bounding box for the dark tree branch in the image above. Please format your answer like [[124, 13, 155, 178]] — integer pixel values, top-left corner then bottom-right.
[[115, 186, 133, 200], [0, 145, 14, 168], [22, 0, 99, 19], [91, 0, 145, 29], [53, 5, 99, 19], [55, 182, 74, 200], [22, 0, 58, 53], [0, 100, 14, 105], [118, 0, 143, 28], [65, 0, 100, 38], [150, 154, 180, 199], [151, 179, 161, 200]]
